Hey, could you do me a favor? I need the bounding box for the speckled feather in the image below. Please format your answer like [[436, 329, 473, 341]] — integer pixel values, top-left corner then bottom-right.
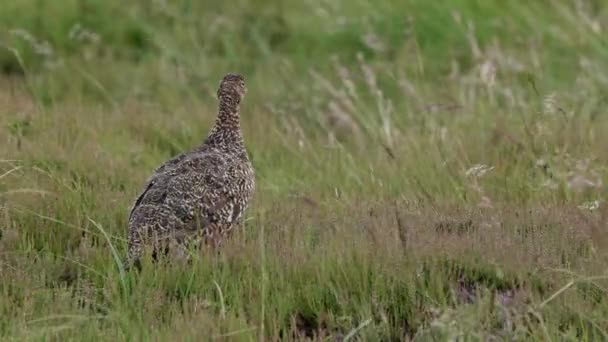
[[125, 74, 255, 269]]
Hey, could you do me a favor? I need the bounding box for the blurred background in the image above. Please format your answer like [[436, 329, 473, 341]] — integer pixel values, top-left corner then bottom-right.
[[1, 0, 606, 202]]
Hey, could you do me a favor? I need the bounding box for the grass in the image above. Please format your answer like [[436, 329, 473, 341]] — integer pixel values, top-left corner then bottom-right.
[[1, 0, 608, 340]]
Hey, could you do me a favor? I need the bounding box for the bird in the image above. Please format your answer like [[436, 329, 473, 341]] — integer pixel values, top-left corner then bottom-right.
[[125, 73, 255, 270]]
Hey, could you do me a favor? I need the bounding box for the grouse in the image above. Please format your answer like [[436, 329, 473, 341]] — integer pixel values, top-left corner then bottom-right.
[[125, 73, 255, 269]]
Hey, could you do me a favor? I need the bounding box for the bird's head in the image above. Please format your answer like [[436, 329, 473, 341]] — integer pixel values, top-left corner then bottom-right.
[[217, 73, 247, 104]]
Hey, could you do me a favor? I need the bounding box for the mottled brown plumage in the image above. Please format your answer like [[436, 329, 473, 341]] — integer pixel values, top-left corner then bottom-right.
[[125, 73, 255, 269]]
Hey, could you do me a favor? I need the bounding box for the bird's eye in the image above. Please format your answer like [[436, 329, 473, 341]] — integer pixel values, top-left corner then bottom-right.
[[240, 81, 245, 87]]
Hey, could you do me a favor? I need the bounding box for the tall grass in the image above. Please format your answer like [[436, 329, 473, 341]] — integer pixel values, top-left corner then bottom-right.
[[1, 0, 608, 340]]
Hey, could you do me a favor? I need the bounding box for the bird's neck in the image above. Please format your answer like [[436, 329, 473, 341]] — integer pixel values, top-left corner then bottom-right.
[[204, 96, 244, 149], [216, 95, 241, 129]]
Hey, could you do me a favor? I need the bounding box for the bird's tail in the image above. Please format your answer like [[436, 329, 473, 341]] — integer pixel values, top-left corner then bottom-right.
[[121, 256, 141, 272]]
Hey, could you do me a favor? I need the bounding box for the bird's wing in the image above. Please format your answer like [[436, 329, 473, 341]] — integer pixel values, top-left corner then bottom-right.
[[164, 152, 251, 229], [128, 152, 188, 222]]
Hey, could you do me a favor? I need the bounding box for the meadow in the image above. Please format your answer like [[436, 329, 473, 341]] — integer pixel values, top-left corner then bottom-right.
[[1, 0, 608, 340]]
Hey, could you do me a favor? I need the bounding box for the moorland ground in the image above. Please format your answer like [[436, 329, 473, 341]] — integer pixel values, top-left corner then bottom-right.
[[1, 0, 608, 340]]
